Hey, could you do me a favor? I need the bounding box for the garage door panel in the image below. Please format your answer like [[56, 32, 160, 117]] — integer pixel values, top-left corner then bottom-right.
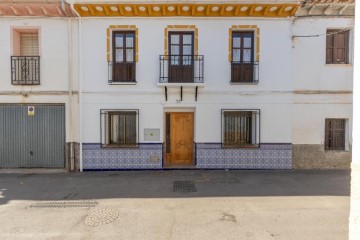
[[0, 105, 65, 168]]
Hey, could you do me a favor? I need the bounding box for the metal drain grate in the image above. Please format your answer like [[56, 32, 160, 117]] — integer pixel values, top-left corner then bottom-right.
[[30, 200, 98, 208], [173, 181, 197, 192]]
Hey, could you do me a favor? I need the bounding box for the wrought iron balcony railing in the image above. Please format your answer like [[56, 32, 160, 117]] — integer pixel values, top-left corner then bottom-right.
[[11, 56, 40, 85], [160, 55, 204, 84], [108, 61, 136, 83], [231, 61, 259, 83]]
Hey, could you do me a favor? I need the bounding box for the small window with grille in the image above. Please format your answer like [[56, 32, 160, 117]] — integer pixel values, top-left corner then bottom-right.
[[325, 119, 346, 150], [101, 110, 139, 147], [222, 110, 260, 148]]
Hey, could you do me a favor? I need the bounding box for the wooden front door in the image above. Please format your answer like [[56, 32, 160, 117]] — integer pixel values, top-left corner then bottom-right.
[[165, 113, 194, 165], [168, 32, 194, 83]]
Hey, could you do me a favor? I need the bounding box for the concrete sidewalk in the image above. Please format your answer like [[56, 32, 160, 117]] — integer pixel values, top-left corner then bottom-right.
[[0, 170, 350, 240]]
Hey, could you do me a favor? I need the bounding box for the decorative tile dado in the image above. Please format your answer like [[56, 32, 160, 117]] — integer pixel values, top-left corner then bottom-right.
[[196, 143, 292, 169], [82, 143, 162, 170], [80, 143, 292, 170]]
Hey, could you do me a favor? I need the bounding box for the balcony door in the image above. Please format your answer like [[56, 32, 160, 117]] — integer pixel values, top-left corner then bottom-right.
[[231, 31, 254, 82], [112, 31, 136, 82], [169, 32, 194, 83]]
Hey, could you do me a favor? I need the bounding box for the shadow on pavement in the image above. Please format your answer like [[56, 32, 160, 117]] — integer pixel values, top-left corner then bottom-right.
[[0, 170, 350, 205]]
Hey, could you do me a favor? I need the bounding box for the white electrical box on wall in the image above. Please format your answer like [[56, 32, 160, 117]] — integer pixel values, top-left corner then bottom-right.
[[144, 129, 160, 141]]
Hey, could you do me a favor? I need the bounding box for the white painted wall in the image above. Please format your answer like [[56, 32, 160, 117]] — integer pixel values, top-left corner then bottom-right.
[[0, 18, 74, 91], [292, 17, 354, 91], [79, 17, 294, 144], [292, 101, 352, 145], [292, 17, 354, 146], [0, 16, 353, 146], [82, 94, 292, 143], [81, 18, 293, 92], [0, 18, 79, 143]]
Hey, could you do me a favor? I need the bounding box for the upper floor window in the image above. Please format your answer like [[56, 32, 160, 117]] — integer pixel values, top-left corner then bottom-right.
[[160, 31, 204, 84], [231, 31, 258, 83], [11, 29, 40, 85], [326, 29, 349, 64], [109, 31, 136, 83], [168, 32, 195, 83]]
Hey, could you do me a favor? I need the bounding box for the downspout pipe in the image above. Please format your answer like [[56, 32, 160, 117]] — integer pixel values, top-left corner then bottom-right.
[[67, 17, 73, 171], [61, 0, 65, 12], [68, 0, 83, 172]]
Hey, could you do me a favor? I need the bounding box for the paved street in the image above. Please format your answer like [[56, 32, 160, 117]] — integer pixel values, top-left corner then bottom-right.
[[0, 170, 350, 240]]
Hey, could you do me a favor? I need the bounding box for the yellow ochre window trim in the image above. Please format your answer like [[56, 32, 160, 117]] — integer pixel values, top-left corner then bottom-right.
[[107, 25, 138, 62], [229, 25, 260, 62], [164, 25, 198, 56]]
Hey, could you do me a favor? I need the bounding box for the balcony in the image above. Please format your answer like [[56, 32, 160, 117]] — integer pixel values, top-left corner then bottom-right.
[[159, 55, 204, 85], [11, 56, 40, 85], [231, 61, 259, 84], [108, 61, 136, 84]]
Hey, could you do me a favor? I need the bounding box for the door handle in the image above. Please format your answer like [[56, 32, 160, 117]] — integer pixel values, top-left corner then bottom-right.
[[30, 151, 33, 156]]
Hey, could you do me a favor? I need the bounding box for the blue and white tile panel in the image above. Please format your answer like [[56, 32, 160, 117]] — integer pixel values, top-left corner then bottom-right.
[[82, 143, 163, 170], [196, 143, 292, 169], [82, 143, 292, 170]]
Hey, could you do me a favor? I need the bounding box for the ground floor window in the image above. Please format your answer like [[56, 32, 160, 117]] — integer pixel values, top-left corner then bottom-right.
[[221, 110, 260, 147], [101, 110, 139, 147], [325, 118, 346, 150]]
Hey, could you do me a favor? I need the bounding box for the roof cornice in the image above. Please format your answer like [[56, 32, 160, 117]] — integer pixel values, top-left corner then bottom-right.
[[70, 2, 300, 18], [0, 2, 75, 17]]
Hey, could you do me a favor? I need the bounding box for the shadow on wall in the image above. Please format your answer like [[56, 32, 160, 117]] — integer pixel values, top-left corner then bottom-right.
[[0, 170, 350, 206]]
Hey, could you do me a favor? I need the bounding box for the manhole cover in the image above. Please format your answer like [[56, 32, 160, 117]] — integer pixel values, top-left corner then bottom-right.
[[173, 181, 197, 192], [85, 208, 119, 227], [30, 200, 98, 208]]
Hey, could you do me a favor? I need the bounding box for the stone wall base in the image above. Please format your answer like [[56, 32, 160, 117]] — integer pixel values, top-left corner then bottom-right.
[[293, 144, 351, 169]]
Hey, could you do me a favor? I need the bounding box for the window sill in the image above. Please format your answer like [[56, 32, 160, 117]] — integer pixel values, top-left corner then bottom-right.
[[109, 82, 137, 85], [222, 144, 260, 149], [230, 81, 259, 85], [12, 83, 41, 86], [157, 83, 205, 88], [101, 144, 139, 148], [324, 149, 350, 152], [325, 63, 352, 67]]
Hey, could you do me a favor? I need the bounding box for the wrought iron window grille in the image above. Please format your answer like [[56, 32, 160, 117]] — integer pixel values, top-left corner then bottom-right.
[[108, 61, 136, 83], [230, 61, 259, 83], [11, 56, 40, 85], [159, 55, 204, 83]]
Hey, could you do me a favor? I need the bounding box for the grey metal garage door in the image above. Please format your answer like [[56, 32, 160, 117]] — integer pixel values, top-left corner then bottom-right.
[[0, 105, 65, 168]]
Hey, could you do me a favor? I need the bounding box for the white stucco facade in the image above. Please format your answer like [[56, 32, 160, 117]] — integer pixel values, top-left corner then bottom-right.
[[80, 18, 293, 144], [291, 17, 353, 168], [0, 0, 354, 170], [0, 18, 79, 143]]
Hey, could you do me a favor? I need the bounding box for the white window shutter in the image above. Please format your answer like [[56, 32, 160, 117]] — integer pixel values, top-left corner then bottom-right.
[[20, 33, 39, 56]]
